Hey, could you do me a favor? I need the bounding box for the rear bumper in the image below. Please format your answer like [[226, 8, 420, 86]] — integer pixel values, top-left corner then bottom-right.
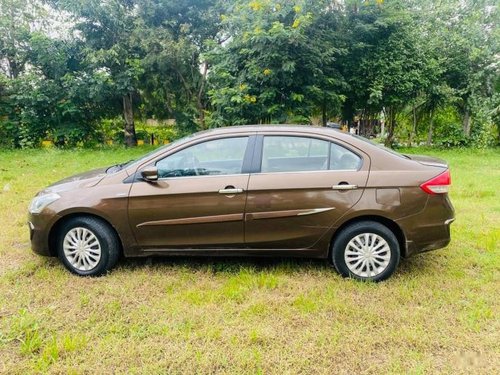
[[405, 218, 454, 256], [397, 195, 455, 257]]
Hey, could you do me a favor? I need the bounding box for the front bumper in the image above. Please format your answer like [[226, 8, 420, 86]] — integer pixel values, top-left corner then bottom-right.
[[28, 211, 61, 257]]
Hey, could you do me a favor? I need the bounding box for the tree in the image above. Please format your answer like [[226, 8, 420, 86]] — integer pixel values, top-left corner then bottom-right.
[[447, 1, 497, 138], [2, 31, 116, 147], [49, 0, 144, 146], [0, 0, 39, 78], [137, 0, 226, 130], [341, 0, 431, 146], [207, 0, 345, 127]]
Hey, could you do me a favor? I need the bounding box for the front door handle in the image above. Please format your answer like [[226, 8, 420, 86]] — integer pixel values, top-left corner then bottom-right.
[[218, 187, 244, 194], [332, 184, 358, 190]]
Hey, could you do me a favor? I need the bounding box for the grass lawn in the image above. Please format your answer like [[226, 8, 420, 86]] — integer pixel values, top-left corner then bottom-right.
[[0, 146, 498, 374]]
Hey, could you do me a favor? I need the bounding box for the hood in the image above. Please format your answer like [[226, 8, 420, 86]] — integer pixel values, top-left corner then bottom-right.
[[403, 154, 448, 168], [44, 167, 108, 193]]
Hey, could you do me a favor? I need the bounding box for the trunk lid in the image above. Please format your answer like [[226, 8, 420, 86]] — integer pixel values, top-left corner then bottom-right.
[[403, 154, 448, 168]]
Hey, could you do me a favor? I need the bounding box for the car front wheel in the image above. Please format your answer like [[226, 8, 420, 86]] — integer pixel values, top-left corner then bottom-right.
[[57, 216, 120, 276], [331, 221, 400, 282]]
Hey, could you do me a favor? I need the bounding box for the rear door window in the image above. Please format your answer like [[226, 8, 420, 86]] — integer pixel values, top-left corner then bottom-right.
[[261, 136, 361, 172], [261, 136, 329, 172]]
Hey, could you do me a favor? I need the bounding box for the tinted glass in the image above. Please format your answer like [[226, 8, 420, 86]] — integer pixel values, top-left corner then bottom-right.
[[156, 137, 248, 178], [261, 136, 329, 172], [329, 142, 362, 170]]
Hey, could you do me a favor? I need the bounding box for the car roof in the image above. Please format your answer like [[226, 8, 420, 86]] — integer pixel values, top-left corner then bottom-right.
[[193, 124, 367, 147], [201, 124, 332, 133]]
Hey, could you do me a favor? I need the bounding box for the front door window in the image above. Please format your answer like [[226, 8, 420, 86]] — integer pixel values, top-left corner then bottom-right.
[[156, 137, 249, 178]]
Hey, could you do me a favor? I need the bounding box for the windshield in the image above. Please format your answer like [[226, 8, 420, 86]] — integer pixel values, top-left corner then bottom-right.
[[106, 133, 197, 174]]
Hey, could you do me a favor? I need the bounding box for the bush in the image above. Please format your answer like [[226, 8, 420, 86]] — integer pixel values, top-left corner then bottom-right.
[[434, 122, 470, 148], [96, 118, 182, 145], [134, 121, 181, 144]]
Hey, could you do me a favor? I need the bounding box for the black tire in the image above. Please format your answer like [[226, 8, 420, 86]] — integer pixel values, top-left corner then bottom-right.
[[57, 216, 121, 276], [331, 221, 400, 282]]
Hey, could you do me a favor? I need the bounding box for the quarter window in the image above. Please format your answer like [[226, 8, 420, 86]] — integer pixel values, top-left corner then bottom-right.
[[329, 142, 362, 170], [156, 137, 249, 178]]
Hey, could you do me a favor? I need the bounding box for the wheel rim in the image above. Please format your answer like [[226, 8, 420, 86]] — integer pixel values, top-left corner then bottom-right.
[[344, 233, 391, 278], [63, 227, 102, 271]]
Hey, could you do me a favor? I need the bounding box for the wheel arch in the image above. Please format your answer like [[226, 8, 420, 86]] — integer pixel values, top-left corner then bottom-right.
[[329, 215, 407, 258], [48, 212, 123, 257]]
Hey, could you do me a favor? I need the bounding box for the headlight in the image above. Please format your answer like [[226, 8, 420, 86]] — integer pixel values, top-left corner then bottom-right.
[[29, 193, 61, 214]]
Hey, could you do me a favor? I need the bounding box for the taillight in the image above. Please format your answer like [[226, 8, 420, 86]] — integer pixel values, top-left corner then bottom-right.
[[420, 169, 451, 194]]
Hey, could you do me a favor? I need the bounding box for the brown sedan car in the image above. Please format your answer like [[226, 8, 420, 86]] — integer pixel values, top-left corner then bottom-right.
[[29, 125, 454, 281]]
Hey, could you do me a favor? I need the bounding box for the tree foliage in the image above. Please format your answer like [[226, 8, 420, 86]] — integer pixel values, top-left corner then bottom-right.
[[0, 0, 498, 148], [207, 0, 346, 127]]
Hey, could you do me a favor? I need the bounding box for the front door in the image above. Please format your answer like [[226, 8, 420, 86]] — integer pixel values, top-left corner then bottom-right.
[[245, 135, 370, 249], [128, 136, 251, 249]]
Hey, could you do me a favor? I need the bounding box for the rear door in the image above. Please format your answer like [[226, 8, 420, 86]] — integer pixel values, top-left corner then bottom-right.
[[128, 135, 254, 249], [244, 133, 370, 249]]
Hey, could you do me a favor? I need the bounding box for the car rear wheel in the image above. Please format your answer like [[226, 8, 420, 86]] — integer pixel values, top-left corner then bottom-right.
[[331, 221, 400, 282], [57, 216, 120, 276]]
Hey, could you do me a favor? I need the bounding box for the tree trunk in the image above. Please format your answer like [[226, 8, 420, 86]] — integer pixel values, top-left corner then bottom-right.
[[7, 58, 22, 79], [123, 93, 137, 147], [197, 61, 208, 129], [427, 109, 434, 146], [384, 107, 395, 147], [409, 104, 417, 147], [463, 109, 471, 137], [322, 98, 327, 126]]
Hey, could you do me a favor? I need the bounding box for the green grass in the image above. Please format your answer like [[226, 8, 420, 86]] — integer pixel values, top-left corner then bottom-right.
[[0, 146, 499, 374]]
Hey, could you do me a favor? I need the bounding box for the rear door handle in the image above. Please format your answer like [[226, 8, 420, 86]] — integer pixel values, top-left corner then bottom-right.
[[218, 187, 244, 194], [332, 184, 358, 190]]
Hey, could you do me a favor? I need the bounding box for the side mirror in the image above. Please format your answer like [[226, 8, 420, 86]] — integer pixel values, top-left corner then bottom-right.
[[140, 166, 158, 182]]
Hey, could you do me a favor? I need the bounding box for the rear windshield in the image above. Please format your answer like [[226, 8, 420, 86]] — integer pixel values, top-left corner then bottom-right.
[[348, 133, 409, 159]]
